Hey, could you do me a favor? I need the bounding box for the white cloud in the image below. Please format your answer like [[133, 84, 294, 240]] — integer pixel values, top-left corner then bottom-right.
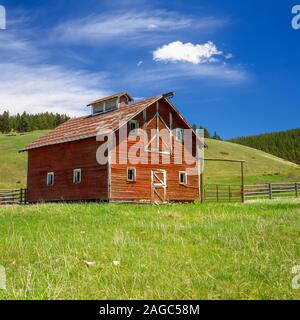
[[0, 8, 243, 118], [124, 63, 248, 87], [54, 11, 225, 45], [0, 31, 40, 62], [0, 62, 109, 116], [0, 18, 110, 116], [153, 41, 223, 64], [137, 60, 143, 67]]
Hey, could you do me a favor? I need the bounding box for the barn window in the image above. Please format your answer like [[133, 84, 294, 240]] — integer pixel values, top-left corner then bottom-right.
[[175, 128, 184, 142], [73, 169, 82, 184], [127, 168, 136, 182], [129, 120, 139, 134], [179, 171, 187, 185], [105, 99, 117, 112], [47, 172, 54, 186], [93, 103, 105, 115]]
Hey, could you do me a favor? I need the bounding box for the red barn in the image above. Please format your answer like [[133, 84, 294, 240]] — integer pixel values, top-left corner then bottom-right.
[[22, 92, 203, 204]]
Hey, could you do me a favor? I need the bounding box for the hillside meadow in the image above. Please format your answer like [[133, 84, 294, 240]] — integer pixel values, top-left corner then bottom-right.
[[0, 131, 50, 189], [205, 139, 300, 184], [0, 200, 299, 300], [0, 131, 299, 189]]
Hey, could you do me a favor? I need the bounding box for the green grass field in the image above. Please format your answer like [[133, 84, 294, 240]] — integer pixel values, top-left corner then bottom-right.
[[0, 200, 299, 300], [0, 131, 299, 189], [0, 132, 300, 300]]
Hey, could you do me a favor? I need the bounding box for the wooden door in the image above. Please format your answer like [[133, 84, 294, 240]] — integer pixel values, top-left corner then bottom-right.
[[151, 170, 167, 204]]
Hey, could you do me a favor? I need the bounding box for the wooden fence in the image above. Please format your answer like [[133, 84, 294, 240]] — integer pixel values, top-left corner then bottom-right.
[[204, 184, 243, 202], [244, 182, 299, 200], [0, 189, 27, 205], [205, 182, 300, 203]]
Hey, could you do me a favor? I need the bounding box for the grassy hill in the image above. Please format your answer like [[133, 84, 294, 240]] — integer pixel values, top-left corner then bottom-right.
[[229, 128, 300, 165], [0, 131, 49, 189], [0, 131, 299, 189], [205, 138, 300, 184]]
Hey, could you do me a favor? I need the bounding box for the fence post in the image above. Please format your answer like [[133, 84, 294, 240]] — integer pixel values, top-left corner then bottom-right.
[[20, 188, 23, 204], [216, 185, 219, 202], [229, 185, 231, 202], [241, 162, 245, 203], [296, 183, 298, 198], [269, 183, 272, 199]]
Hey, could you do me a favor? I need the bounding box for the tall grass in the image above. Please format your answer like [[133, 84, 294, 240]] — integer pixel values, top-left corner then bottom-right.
[[0, 200, 299, 300]]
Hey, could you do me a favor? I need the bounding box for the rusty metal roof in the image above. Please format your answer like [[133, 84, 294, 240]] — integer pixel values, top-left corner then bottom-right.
[[21, 96, 161, 152]]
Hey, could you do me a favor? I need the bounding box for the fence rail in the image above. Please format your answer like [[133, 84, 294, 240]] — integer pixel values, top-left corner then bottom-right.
[[205, 182, 300, 203], [245, 182, 299, 200], [204, 184, 243, 202], [0, 189, 27, 205]]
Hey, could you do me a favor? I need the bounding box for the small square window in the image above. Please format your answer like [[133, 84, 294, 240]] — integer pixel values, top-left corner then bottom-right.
[[129, 120, 139, 133], [105, 99, 117, 112], [175, 128, 184, 142], [93, 103, 104, 115], [73, 169, 81, 184], [179, 171, 187, 185], [47, 172, 54, 186], [127, 168, 136, 182]]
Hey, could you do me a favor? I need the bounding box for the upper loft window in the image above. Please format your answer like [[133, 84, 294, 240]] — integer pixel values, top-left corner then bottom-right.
[[92, 98, 117, 115], [175, 128, 184, 142], [93, 103, 105, 114], [105, 99, 117, 112], [129, 120, 139, 134], [89, 92, 134, 116]]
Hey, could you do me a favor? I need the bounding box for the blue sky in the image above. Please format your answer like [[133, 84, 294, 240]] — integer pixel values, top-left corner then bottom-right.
[[0, 0, 299, 139]]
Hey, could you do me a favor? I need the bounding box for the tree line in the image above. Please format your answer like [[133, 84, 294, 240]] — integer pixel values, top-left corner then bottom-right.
[[229, 128, 300, 165], [0, 111, 70, 133], [192, 124, 222, 140]]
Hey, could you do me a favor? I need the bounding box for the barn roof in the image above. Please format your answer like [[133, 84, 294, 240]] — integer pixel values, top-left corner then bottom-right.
[[87, 92, 133, 106], [21, 95, 161, 152]]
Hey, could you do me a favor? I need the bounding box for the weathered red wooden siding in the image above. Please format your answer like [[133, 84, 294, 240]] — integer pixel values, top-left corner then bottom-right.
[[27, 138, 107, 203], [110, 100, 199, 202]]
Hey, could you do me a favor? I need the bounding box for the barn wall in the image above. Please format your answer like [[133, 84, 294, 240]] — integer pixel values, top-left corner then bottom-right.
[[110, 100, 199, 202], [27, 138, 108, 202]]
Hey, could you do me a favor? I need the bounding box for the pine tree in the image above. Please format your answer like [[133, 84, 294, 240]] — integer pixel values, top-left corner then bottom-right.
[[0, 111, 70, 134], [199, 126, 210, 138], [0, 111, 11, 133], [230, 128, 300, 164], [212, 131, 222, 140]]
